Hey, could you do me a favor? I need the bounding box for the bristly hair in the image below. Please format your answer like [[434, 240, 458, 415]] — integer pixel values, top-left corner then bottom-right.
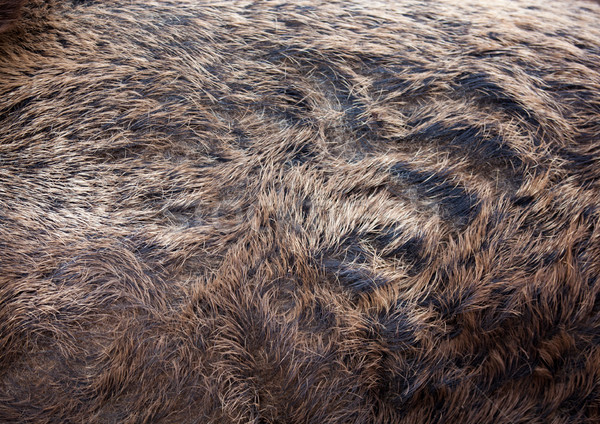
[[0, 0, 599, 422]]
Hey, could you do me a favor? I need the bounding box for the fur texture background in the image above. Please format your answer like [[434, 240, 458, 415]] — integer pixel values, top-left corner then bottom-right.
[[0, 0, 599, 422]]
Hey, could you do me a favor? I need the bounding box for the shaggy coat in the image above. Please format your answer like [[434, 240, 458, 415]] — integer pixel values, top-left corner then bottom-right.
[[1, 0, 599, 422]]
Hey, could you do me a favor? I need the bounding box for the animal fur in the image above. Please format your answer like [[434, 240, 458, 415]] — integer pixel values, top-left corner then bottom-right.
[[0, 0, 26, 32], [0, 0, 599, 422]]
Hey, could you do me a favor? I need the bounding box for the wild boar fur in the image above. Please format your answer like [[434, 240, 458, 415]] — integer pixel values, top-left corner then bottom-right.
[[1, 0, 599, 422]]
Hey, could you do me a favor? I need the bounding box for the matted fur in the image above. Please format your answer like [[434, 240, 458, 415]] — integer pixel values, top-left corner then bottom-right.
[[0, 0, 599, 422]]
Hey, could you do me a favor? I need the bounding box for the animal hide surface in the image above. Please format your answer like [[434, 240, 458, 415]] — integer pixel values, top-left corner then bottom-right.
[[0, 0, 599, 422]]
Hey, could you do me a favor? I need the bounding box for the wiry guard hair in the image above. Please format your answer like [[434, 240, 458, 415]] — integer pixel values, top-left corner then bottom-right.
[[1, 0, 600, 423]]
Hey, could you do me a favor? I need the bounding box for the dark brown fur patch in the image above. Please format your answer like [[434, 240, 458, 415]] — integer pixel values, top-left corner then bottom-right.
[[0, 0, 26, 32], [1, 0, 600, 422]]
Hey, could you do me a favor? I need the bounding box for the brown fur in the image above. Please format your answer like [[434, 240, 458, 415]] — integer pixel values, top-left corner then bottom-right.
[[0, 0, 26, 33], [1, 0, 600, 422]]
